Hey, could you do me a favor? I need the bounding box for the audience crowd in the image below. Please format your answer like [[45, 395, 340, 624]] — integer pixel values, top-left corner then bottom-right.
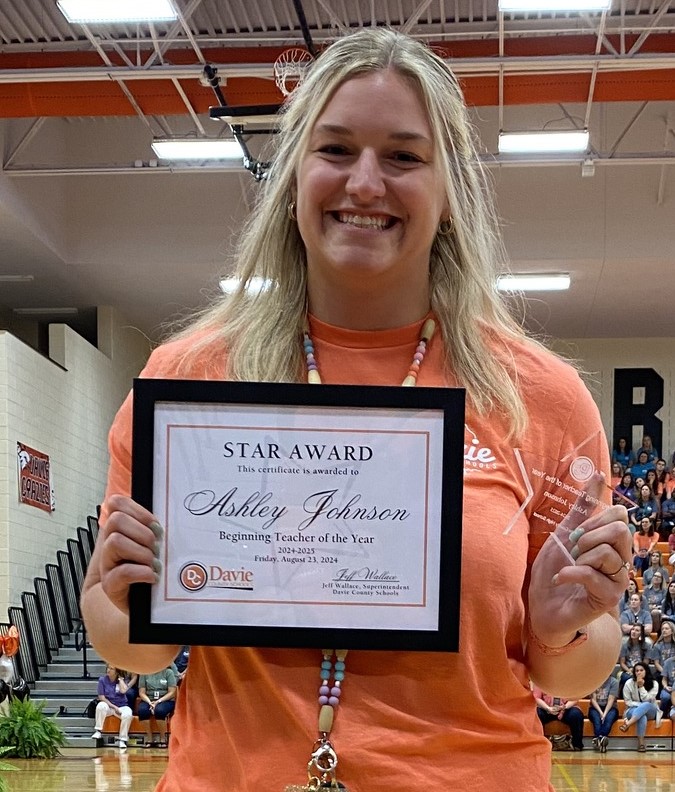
[[536, 435, 675, 752], [90, 647, 189, 749]]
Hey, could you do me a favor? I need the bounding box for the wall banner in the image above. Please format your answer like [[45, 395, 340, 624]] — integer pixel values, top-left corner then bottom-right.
[[17, 442, 54, 513]]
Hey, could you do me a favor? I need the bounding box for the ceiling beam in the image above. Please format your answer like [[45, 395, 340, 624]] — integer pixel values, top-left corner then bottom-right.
[[5, 152, 675, 178], [1, 51, 674, 84]]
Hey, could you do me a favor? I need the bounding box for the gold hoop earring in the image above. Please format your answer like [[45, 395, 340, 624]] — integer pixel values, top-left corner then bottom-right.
[[438, 218, 454, 236], [288, 201, 297, 221]]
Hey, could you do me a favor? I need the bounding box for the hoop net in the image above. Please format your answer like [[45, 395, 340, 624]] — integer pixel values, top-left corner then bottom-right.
[[274, 48, 313, 97]]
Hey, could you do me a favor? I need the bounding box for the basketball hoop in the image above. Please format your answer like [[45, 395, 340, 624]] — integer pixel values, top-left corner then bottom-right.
[[274, 48, 313, 98]]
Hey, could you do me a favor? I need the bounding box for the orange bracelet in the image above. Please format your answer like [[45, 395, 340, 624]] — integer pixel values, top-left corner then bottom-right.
[[527, 617, 588, 656]]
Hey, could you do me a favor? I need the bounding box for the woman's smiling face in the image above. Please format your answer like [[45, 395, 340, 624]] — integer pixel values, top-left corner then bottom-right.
[[296, 69, 448, 316]]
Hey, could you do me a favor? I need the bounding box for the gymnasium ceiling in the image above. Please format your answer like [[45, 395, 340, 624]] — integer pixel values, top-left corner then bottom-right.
[[0, 0, 674, 344]]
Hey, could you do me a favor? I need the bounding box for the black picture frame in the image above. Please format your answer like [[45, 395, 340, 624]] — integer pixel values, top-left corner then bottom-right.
[[130, 379, 464, 652]]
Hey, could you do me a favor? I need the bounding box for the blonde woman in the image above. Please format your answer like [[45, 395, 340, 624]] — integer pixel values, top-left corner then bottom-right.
[[643, 551, 670, 586], [651, 619, 675, 711], [643, 570, 667, 632], [81, 28, 631, 792]]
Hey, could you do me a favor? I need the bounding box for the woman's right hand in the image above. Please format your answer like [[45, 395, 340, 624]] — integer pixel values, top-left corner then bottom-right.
[[96, 494, 162, 615]]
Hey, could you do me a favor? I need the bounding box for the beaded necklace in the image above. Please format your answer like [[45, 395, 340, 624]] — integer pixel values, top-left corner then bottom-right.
[[286, 317, 437, 792], [303, 317, 436, 387]]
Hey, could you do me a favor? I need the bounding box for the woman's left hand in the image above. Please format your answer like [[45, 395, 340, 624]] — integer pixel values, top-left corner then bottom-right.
[[528, 472, 632, 649]]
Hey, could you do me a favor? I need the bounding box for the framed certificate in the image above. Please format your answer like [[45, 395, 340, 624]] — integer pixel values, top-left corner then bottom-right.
[[129, 380, 465, 651]]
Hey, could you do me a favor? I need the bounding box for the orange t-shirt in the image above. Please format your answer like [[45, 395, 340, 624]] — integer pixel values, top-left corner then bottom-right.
[[101, 315, 610, 792], [633, 532, 655, 554]]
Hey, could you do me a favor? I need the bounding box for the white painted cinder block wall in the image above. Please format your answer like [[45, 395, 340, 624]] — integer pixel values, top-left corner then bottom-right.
[[554, 338, 675, 460], [0, 307, 151, 618]]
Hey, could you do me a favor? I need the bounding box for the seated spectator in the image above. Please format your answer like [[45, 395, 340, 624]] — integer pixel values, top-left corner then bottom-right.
[[124, 672, 139, 712], [661, 495, 675, 540], [173, 646, 190, 685], [643, 571, 667, 632], [91, 664, 133, 749], [619, 624, 653, 690], [663, 653, 675, 720], [611, 461, 624, 489], [614, 472, 637, 510], [666, 465, 675, 499], [620, 593, 653, 635], [637, 435, 659, 464], [663, 581, 675, 622], [613, 436, 634, 470], [631, 486, 660, 532], [137, 666, 177, 748], [651, 619, 675, 696], [588, 675, 619, 753], [533, 688, 584, 751], [654, 458, 670, 496], [643, 552, 670, 586], [646, 469, 665, 503], [633, 518, 658, 575], [620, 662, 662, 751], [630, 452, 656, 483], [619, 576, 639, 612]]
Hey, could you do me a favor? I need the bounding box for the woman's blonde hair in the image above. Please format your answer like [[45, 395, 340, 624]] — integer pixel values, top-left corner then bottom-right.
[[175, 27, 532, 437]]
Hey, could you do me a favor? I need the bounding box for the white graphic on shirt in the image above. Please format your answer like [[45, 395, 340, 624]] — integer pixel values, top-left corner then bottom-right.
[[502, 448, 533, 536], [463, 426, 498, 473]]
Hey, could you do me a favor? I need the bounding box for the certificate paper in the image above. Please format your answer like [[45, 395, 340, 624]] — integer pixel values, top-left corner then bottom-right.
[[130, 380, 464, 651]]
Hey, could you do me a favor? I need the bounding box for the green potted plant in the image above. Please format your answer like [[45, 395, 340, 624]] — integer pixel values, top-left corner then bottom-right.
[[0, 698, 66, 759], [0, 745, 18, 792]]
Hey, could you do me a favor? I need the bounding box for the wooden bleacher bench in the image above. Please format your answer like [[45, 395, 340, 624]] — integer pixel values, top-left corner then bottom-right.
[[543, 698, 674, 749], [101, 713, 172, 744]]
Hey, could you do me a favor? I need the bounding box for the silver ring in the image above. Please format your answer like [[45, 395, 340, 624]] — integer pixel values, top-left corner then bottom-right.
[[607, 560, 631, 579]]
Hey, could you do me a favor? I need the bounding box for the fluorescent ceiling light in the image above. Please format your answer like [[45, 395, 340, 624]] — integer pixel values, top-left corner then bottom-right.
[[0, 275, 34, 283], [499, 0, 611, 11], [13, 307, 79, 316], [151, 139, 244, 161], [497, 274, 571, 292], [219, 277, 273, 295], [57, 0, 178, 23], [498, 130, 590, 154]]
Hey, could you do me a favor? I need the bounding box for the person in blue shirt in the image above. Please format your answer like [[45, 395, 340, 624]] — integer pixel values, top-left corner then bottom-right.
[[619, 623, 653, 690], [612, 436, 634, 470], [636, 435, 659, 463], [613, 471, 636, 508], [174, 646, 190, 685], [650, 619, 675, 696], [588, 675, 620, 752], [643, 551, 671, 586], [630, 485, 660, 533], [643, 570, 667, 633], [620, 593, 653, 635], [661, 494, 675, 537], [629, 451, 656, 482], [661, 652, 675, 717]]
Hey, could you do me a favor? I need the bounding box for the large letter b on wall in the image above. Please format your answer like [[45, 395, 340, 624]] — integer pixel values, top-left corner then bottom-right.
[[613, 368, 663, 453]]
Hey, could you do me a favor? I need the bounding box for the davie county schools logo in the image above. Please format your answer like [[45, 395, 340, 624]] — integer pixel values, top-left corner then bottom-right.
[[569, 455, 595, 483], [179, 562, 254, 592]]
